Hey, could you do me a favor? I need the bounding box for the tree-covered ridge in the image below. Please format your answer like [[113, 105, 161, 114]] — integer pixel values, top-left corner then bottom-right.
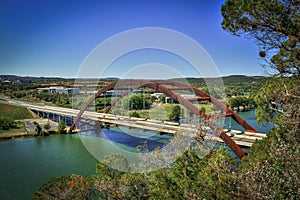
[[172, 75, 269, 88]]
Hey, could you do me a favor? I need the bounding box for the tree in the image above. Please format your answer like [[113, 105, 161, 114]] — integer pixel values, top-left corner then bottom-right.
[[33, 174, 94, 200], [0, 117, 15, 130], [44, 122, 51, 133], [130, 111, 140, 118], [227, 97, 240, 111], [255, 76, 299, 124], [235, 126, 300, 199], [57, 120, 66, 134], [130, 94, 142, 110], [148, 149, 237, 200], [168, 105, 181, 121], [93, 154, 131, 199], [222, 1, 300, 198], [221, 0, 300, 75], [91, 149, 237, 200], [35, 123, 42, 136]]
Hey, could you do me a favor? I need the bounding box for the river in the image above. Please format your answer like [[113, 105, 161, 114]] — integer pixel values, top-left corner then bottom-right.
[[0, 110, 274, 200]]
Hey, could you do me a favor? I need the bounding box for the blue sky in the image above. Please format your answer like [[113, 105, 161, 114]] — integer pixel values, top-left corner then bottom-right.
[[0, 0, 265, 78]]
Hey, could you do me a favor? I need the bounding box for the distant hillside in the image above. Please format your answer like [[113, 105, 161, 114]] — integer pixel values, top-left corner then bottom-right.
[[172, 75, 270, 88], [222, 75, 269, 87], [0, 75, 74, 84], [0, 75, 120, 82], [1, 74, 269, 89]]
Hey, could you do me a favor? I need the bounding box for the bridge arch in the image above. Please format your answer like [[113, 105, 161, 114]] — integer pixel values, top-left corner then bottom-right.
[[71, 80, 256, 159]]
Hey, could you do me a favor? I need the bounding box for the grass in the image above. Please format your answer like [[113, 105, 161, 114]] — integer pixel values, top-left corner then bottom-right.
[[0, 121, 31, 139], [127, 103, 216, 121], [0, 103, 33, 120]]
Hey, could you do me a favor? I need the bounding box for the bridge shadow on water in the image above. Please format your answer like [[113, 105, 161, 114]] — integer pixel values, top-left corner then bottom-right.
[[78, 126, 172, 151]]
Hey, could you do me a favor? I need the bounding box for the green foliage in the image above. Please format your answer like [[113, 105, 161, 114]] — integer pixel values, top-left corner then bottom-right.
[[130, 94, 153, 110], [95, 154, 129, 180], [148, 149, 237, 200], [111, 94, 153, 115], [92, 150, 236, 200], [222, 2, 300, 198], [240, 77, 300, 199], [35, 123, 42, 136], [34, 91, 71, 107], [137, 110, 150, 119], [0, 103, 33, 120], [95, 97, 112, 111], [93, 154, 132, 199], [200, 107, 206, 114], [0, 117, 15, 130], [168, 105, 181, 121], [254, 76, 299, 124], [221, 0, 300, 75], [236, 126, 300, 199], [227, 96, 256, 111], [33, 174, 94, 200], [130, 111, 140, 118], [3, 85, 72, 108], [43, 122, 51, 132], [57, 120, 66, 134], [173, 76, 268, 92]]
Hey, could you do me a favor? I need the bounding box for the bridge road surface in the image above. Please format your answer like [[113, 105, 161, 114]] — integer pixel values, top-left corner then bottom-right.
[[25, 103, 266, 148]]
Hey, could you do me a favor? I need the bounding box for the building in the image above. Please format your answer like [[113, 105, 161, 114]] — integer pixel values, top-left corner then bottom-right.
[[150, 93, 163, 101], [37, 87, 80, 94], [102, 90, 143, 97], [2, 80, 12, 84]]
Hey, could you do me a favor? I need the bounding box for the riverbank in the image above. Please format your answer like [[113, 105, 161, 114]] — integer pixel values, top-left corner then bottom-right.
[[0, 131, 35, 141], [0, 118, 60, 141]]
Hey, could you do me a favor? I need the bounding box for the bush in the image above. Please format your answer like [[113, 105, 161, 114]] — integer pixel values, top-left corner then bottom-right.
[[0, 117, 15, 130], [148, 149, 237, 200], [33, 174, 94, 200], [57, 120, 66, 134], [168, 105, 181, 121], [235, 125, 300, 199], [92, 150, 237, 200], [44, 122, 51, 132], [130, 111, 140, 118]]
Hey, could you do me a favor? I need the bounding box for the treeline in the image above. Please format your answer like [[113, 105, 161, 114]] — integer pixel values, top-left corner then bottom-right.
[[109, 94, 154, 114], [227, 96, 256, 111], [2, 88, 72, 108], [0, 75, 74, 84], [173, 75, 269, 90]]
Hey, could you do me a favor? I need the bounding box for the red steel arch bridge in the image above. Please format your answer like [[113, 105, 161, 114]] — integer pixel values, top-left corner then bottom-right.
[[70, 80, 259, 159]]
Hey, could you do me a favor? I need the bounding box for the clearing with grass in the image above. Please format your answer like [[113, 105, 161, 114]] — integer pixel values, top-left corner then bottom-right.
[[0, 102, 33, 120]]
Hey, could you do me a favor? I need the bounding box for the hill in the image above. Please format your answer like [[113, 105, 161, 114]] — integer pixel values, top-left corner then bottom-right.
[[172, 75, 269, 88], [0, 103, 33, 120]]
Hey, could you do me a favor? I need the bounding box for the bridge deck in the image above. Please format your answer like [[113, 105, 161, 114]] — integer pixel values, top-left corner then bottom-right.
[[28, 105, 266, 147]]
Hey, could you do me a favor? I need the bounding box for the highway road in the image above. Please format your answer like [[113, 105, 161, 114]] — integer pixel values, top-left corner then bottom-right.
[[0, 95, 266, 147]]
